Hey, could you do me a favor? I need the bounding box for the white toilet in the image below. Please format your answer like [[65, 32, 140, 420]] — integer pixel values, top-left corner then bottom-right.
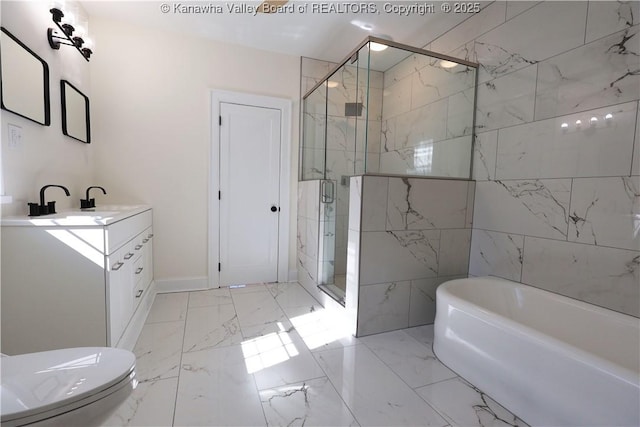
[[1, 347, 136, 426]]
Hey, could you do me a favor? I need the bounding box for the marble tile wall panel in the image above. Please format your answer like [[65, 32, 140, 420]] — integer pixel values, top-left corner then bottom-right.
[[466, 182, 475, 228], [409, 276, 466, 327], [430, 135, 473, 178], [348, 176, 363, 231], [386, 178, 469, 231], [384, 52, 431, 88], [468, 229, 524, 281], [475, 65, 537, 132], [382, 76, 412, 119], [535, 26, 640, 121], [359, 230, 440, 285], [568, 176, 640, 251], [585, 1, 639, 44], [505, 1, 540, 20], [473, 1, 587, 83], [446, 88, 475, 138], [439, 229, 472, 276], [357, 281, 411, 336], [302, 57, 338, 80], [473, 179, 571, 240], [472, 131, 497, 181], [430, 2, 506, 55], [384, 99, 448, 151], [379, 139, 471, 178], [521, 237, 640, 317], [411, 62, 477, 111], [496, 102, 638, 180]]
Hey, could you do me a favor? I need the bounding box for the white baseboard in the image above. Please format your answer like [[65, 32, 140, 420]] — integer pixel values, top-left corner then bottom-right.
[[155, 276, 210, 293], [288, 269, 298, 282]]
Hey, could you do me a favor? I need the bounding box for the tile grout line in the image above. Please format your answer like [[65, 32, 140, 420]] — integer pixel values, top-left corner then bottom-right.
[[170, 293, 190, 427]]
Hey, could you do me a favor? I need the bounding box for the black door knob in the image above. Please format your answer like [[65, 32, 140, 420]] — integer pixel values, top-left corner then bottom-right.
[[271, 206, 278, 212]]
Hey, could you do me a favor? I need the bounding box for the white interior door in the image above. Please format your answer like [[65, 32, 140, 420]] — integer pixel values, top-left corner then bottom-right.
[[219, 102, 281, 286]]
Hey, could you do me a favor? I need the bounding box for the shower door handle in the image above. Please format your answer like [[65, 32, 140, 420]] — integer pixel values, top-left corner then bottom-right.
[[321, 180, 334, 204]]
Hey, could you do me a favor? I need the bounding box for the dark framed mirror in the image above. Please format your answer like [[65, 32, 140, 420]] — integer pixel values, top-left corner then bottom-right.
[[0, 27, 51, 125], [61, 80, 90, 143]]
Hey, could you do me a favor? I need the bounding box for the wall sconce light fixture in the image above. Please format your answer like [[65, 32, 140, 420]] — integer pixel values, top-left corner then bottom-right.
[[47, 3, 93, 61]]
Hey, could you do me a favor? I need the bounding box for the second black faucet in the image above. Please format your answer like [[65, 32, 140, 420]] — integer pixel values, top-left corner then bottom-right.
[[81, 186, 107, 209]]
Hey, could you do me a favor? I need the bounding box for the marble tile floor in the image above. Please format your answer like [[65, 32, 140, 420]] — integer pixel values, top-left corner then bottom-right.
[[103, 282, 529, 427]]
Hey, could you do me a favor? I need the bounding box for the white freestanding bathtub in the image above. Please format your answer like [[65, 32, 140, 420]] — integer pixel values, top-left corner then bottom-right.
[[433, 277, 640, 427]]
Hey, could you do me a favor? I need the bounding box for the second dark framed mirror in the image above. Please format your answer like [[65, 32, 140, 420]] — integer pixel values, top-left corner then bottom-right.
[[61, 80, 90, 143]]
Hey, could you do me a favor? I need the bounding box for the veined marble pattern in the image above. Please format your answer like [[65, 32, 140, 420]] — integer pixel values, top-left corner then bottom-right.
[[133, 321, 184, 382], [469, 229, 524, 281], [409, 276, 465, 327], [259, 377, 358, 427], [568, 176, 640, 251], [585, 1, 639, 44], [475, 65, 537, 132], [430, 2, 506, 56], [417, 377, 531, 427], [357, 281, 411, 336], [473, 179, 571, 240], [384, 52, 430, 88], [182, 303, 242, 352], [446, 88, 475, 138], [496, 102, 638, 180], [360, 329, 457, 388], [472, 1, 587, 84], [359, 230, 440, 284], [386, 178, 470, 230], [535, 25, 640, 121], [473, 131, 498, 181], [103, 378, 178, 427], [382, 76, 412, 119], [385, 99, 448, 151], [439, 229, 472, 276], [313, 344, 448, 426], [411, 61, 476, 111], [522, 237, 640, 317], [110, 284, 528, 427]]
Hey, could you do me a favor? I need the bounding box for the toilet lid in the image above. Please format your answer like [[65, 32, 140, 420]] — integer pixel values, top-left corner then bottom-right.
[[1, 347, 135, 423]]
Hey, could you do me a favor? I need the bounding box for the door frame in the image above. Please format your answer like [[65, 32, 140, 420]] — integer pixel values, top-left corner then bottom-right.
[[209, 90, 292, 288]]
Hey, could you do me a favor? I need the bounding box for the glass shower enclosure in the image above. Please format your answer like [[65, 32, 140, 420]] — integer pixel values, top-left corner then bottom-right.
[[301, 36, 478, 303]]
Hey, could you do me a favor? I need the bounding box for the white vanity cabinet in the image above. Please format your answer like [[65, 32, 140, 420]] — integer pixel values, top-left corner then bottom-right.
[[1, 206, 154, 355]]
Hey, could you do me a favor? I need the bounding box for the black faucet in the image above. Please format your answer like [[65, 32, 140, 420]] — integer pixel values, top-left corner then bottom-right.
[[81, 186, 107, 209], [28, 185, 71, 216]]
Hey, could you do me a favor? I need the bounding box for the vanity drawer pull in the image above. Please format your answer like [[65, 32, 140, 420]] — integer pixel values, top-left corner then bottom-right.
[[135, 267, 143, 275], [142, 238, 149, 243], [112, 262, 124, 271], [135, 244, 143, 250], [135, 290, 143, 298], [147, 234, 154, 239], [124, 253, 134, 260]]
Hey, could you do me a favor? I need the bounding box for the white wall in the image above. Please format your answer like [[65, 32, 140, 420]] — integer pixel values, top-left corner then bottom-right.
[[0, 1, 93, 217], [89, 18, 300, 283]]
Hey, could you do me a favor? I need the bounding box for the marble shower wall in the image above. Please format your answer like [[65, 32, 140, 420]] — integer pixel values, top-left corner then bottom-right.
[[379, 52, 476, 177], [428, 1, 639, 317], [347, 175, 475, 336]]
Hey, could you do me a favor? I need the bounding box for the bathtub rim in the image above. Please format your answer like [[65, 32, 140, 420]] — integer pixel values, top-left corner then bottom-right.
[[435, 276, 640, 387]]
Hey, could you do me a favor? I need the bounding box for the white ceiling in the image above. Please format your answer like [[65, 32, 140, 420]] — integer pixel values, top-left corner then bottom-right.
[[81, 0, 478, 63]]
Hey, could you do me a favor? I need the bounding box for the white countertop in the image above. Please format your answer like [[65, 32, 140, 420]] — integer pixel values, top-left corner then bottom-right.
[[0, 205, 151, 227]]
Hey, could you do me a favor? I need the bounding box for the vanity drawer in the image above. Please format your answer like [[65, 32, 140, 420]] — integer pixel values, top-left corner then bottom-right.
[[105, 210, 152, 254]]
